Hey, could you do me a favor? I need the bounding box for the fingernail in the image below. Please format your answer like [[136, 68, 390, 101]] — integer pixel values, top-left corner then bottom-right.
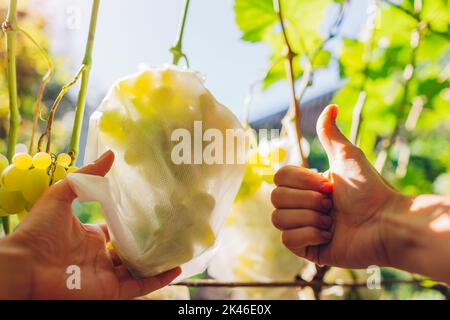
[[95, 150, 113, 163], [321, 215, 333, 228], [321, 198, 333, 211], [330, 105, 338, 120], [321, 231, 332, 241], [320, 181, 333, 194]]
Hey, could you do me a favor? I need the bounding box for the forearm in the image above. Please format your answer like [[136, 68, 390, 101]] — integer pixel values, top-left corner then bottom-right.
[[382, 194, 450, 284], [0, 235, 33, 299]]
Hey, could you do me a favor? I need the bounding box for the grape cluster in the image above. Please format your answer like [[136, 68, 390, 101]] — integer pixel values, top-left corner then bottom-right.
[[0, 152, 78, 219]]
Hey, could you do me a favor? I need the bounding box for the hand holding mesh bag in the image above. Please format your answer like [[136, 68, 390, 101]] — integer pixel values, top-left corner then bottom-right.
[[68, 66, 246, 279]]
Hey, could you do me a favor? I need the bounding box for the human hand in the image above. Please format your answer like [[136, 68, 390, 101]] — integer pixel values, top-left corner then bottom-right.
[[271, 105, 406, 269], [0, 150, 181, 299]]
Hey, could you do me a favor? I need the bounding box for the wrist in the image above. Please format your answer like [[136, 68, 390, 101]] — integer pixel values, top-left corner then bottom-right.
[[0, 234, 33, 299], [380, 193, 450, 282], [379, 193, 419, 269]]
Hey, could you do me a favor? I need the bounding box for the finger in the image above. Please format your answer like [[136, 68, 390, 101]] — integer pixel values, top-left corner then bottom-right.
[[99, 223, 110, 242], [274, 165, 333, 194], [316, 105, 353, 160], [271, 186, 333, 212], [39, 150, 115, 204], [76, 150, 115, 176], [118, 267, 182, 300], [272, 209, 333, 231], [281, 227, 332, 251]]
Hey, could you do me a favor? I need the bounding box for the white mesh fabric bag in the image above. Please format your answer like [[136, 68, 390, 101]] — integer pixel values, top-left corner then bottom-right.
[[67, 66, 246, 279]]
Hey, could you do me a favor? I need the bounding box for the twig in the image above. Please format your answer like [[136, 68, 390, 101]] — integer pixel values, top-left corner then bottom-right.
[[310, 265, 330, 300], [395, 96, 425, 178], [17, 27, 54, 154], [275, 0, 308, 167], [37, 64, 86, 153], [170, 0, 190, 67], [68, 0, 101, 163]]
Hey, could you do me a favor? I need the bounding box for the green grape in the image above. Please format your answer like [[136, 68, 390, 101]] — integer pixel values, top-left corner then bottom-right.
[[0, 154, 9, 174], [32, 152, 52, 170], [52, 165, 66, 182], [22, 168, 50, 204], [56, 153, 72, 168], [1, 165, 27, 191], [0, 188, 27, 214], [12, 152, 33, 170]]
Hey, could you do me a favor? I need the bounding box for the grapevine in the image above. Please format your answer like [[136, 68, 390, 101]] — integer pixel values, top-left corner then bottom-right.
[[0, 0, 100, 234]]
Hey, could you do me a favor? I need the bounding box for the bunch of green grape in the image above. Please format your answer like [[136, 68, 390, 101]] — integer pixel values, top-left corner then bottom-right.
[[0, 152, 78, 220]]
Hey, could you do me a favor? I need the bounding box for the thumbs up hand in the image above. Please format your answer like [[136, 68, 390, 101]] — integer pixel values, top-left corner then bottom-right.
[[271, 105, 406, 269]]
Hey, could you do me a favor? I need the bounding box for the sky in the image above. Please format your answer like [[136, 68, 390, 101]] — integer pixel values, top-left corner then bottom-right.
[[34, 0, 371, 122]]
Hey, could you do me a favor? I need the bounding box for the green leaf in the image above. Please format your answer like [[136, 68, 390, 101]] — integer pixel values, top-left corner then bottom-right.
[[234, 0, 277, 42], [262, 55, 302, 89], [422, 0, 450, 34], [234, 0, 334, 89]]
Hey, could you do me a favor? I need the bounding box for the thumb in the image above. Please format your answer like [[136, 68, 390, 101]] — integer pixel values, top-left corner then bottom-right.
[[40, 150, 115, 204], [316, 104, 353, 160]]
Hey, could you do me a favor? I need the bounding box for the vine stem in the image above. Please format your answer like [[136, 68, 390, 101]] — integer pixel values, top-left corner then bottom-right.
[[171, 0, 190, 66], [275, 0, 308, 168], [275, 1, 346, 297], [68, 0, 100, 163], [2, 0, 19, 162], [18, 28, 54, 154], [1, 0, 19, 235]]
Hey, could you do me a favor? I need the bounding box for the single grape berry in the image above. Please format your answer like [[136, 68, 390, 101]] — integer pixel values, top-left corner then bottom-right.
[[22, 168, 50, 204], [56, 153, 72, 168], [52, 165, 66, 183], [0, 154, 9, 174], [0, 188, 27, 214], [32, 152, 52, 170], [1, 165, 27, 191], [12, 152, 33, 170]]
